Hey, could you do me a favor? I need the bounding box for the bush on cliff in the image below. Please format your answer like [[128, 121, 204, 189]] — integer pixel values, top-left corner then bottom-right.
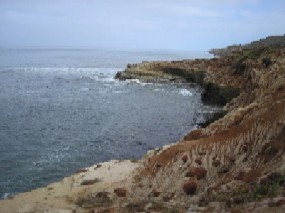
[[246, 47, 271, 59], [262, 58, 272, 68], [232, 60, 247, 75]]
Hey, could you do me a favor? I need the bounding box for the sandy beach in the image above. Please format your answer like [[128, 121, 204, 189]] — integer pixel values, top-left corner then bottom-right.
[[0, 160, 139, 213]]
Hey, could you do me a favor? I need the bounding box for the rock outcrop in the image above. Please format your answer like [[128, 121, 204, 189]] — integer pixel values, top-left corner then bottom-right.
[[117, 46, 285, 212], [1, 46, 285, 212]]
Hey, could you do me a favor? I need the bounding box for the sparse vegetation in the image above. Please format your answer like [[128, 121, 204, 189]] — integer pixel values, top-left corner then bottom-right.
[[262, 58, 273, 68], [232, 60, 247, 75], [210, 35, 285, 56], [211, 171, 285, 207], [245, 47, 271, 59]]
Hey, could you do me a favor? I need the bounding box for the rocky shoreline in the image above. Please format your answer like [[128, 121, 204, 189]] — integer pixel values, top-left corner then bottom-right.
[[115, 59, 241, 107], [1, 46, 285, 213]]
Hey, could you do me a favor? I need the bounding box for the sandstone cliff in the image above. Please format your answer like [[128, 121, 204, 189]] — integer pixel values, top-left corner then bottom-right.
[[115, 47, 285, 212], [1, 47, 285, 213]]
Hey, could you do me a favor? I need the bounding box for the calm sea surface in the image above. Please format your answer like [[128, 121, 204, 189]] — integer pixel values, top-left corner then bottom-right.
[[0, 49, 212, 198]]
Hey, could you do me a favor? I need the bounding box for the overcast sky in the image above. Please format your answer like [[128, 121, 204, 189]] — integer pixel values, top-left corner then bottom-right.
[[0, 0, 284, 50]]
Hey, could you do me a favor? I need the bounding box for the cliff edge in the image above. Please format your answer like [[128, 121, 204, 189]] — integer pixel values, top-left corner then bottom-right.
[[209, 34, 285, 57], [1, 46, 285, 213]]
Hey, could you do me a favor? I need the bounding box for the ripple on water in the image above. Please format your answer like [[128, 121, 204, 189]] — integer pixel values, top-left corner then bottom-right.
[[0, 49, 211, 198]]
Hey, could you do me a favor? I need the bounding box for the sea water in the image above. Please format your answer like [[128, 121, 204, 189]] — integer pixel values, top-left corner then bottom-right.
[[0, 49, 212, 198]]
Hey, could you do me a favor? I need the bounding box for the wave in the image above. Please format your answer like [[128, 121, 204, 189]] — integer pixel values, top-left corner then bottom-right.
[[1, 192, 14, 200], [8, 67, 123, 84], [125, 79, 141, 84], [177, 89, 193, 96]]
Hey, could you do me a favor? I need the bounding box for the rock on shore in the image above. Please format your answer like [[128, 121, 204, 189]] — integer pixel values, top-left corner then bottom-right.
[[1, 46, 285, 212]]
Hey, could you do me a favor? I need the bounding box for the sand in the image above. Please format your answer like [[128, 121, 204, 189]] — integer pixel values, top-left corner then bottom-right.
[[0, 160, 139, 213]]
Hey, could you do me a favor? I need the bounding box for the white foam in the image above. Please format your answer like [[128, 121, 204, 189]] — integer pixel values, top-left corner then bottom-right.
[[126, 79, 141, 84], [140, 82, 153, 86], [113, 90, 124, 94], [79, 87, 90, 92], [178, 89, 193, 96], [26, 90, 37, 94], [2, 193, 12, 199], [154, 88, 165, 92]]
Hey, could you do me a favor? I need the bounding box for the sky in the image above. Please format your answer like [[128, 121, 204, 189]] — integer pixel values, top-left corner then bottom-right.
[[0, 0, 284, 51]]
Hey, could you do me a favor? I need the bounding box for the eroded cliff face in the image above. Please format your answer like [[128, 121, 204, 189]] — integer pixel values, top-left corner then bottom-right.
[[1, 47, 285, 213], [115, 47, 285, 212]]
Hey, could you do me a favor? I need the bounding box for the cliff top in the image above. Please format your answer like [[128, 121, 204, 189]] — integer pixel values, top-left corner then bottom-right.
[[210, 34, 285, 56]]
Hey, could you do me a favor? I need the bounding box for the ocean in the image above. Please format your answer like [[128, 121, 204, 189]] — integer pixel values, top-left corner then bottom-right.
[[0, 49, 212, 199]]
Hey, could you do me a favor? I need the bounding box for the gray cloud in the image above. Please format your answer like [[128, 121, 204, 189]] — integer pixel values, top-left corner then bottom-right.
[[0, 0, 284, 50]]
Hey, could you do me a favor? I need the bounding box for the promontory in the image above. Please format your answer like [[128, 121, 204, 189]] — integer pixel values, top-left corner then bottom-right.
[[1, 38, 285, 213]]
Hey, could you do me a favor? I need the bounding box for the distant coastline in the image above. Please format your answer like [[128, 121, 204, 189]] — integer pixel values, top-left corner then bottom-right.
[[1, 37, 285, 212], [209, 34, 285, 56]]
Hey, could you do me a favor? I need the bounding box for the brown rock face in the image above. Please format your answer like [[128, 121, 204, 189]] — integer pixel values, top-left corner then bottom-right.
[[183, 181, 197, 195], [114, 188, 127, 197], [108, 47, 285, 212], [185, 167, 207, 180], [184, 129, 204, 140]]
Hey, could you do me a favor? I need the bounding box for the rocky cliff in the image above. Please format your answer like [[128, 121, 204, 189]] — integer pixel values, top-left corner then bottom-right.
[[1, 47, 285, 213], [209, 35, 285, 57]]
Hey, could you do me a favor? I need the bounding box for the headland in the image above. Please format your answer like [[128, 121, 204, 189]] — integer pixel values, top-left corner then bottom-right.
[[1, 40, 285, 213]]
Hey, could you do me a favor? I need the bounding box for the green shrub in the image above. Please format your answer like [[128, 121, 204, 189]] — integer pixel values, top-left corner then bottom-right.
[[232, 60, 247, 75], [262, 58, 272, 68]]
